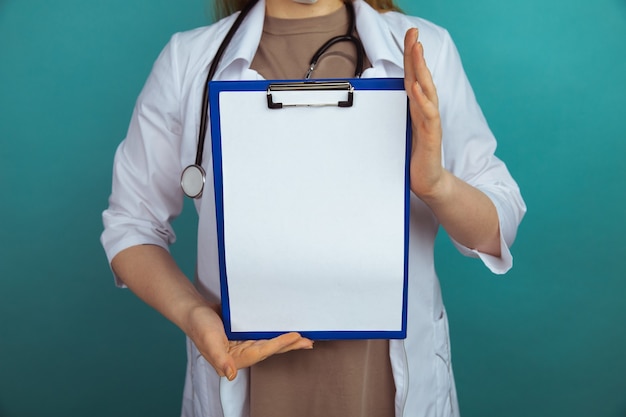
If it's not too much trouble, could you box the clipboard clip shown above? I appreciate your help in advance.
[267,81,354,109]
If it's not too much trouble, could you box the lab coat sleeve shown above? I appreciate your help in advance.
[431,30,526,274]
[101,34,186,286]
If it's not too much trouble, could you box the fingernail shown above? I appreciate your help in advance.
[225,367,236,380]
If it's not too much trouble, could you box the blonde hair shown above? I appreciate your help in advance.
[214,0,401,20]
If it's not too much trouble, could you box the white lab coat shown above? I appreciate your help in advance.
[101,0,526,416]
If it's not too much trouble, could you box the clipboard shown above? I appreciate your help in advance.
[210,78,411,340]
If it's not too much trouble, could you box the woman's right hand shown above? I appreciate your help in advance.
[186,303,314,381]
[112,245,314,382]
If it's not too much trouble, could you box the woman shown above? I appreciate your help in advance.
[101,0,526,416]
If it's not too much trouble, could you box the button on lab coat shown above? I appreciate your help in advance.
[101,0,526,416]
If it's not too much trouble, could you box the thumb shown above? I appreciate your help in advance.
[223,359,237,381]
[202,335,238,381]
[210,353,237,381]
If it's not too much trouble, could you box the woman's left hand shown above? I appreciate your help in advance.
[403,27,446,200]
[402,28,502,256]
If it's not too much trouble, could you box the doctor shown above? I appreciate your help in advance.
[101,0,526,416]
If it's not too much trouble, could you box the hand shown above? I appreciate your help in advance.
[403,28,447,200]
[402,29,502,256]
[112,245,314,382]
[186,304,314,381]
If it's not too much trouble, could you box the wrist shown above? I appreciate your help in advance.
[414,169,455,207]
[182,301,222,342]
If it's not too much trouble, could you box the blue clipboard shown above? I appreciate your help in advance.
[210,78,410,340]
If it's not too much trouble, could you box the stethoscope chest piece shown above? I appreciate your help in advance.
[181,164,206,198]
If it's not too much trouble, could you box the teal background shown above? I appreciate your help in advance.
[0,0,624,415]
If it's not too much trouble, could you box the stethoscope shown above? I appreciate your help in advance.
[180,0,365,198]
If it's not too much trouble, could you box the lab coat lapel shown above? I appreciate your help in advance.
[213,0,267,81]
[353,0,405,78]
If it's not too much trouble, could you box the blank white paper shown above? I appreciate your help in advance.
[215,85,408,336]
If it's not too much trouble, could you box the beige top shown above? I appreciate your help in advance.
[250,5,371,80]
[250,339,395,417]
[248,6,394,417]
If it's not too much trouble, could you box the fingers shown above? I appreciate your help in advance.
[272,332,314,354]
[403,27,418,88]
[412,41,438,107]
[403,28,439,119]
[403,28,444,196]
[227,332,314,375]
[248,332,313,360]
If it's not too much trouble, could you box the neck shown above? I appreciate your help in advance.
[265,0,345,19]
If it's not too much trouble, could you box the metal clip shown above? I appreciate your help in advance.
[267,81,354,109]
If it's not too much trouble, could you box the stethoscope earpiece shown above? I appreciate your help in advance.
[181,164,206,198]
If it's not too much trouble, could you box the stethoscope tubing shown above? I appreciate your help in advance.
[306,0,363,78]
[196,0,261,167]
[182,0,364,198]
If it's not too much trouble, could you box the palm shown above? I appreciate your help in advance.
[403,27,444,198]
[201,329,313,381]
[188,304,313,381]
